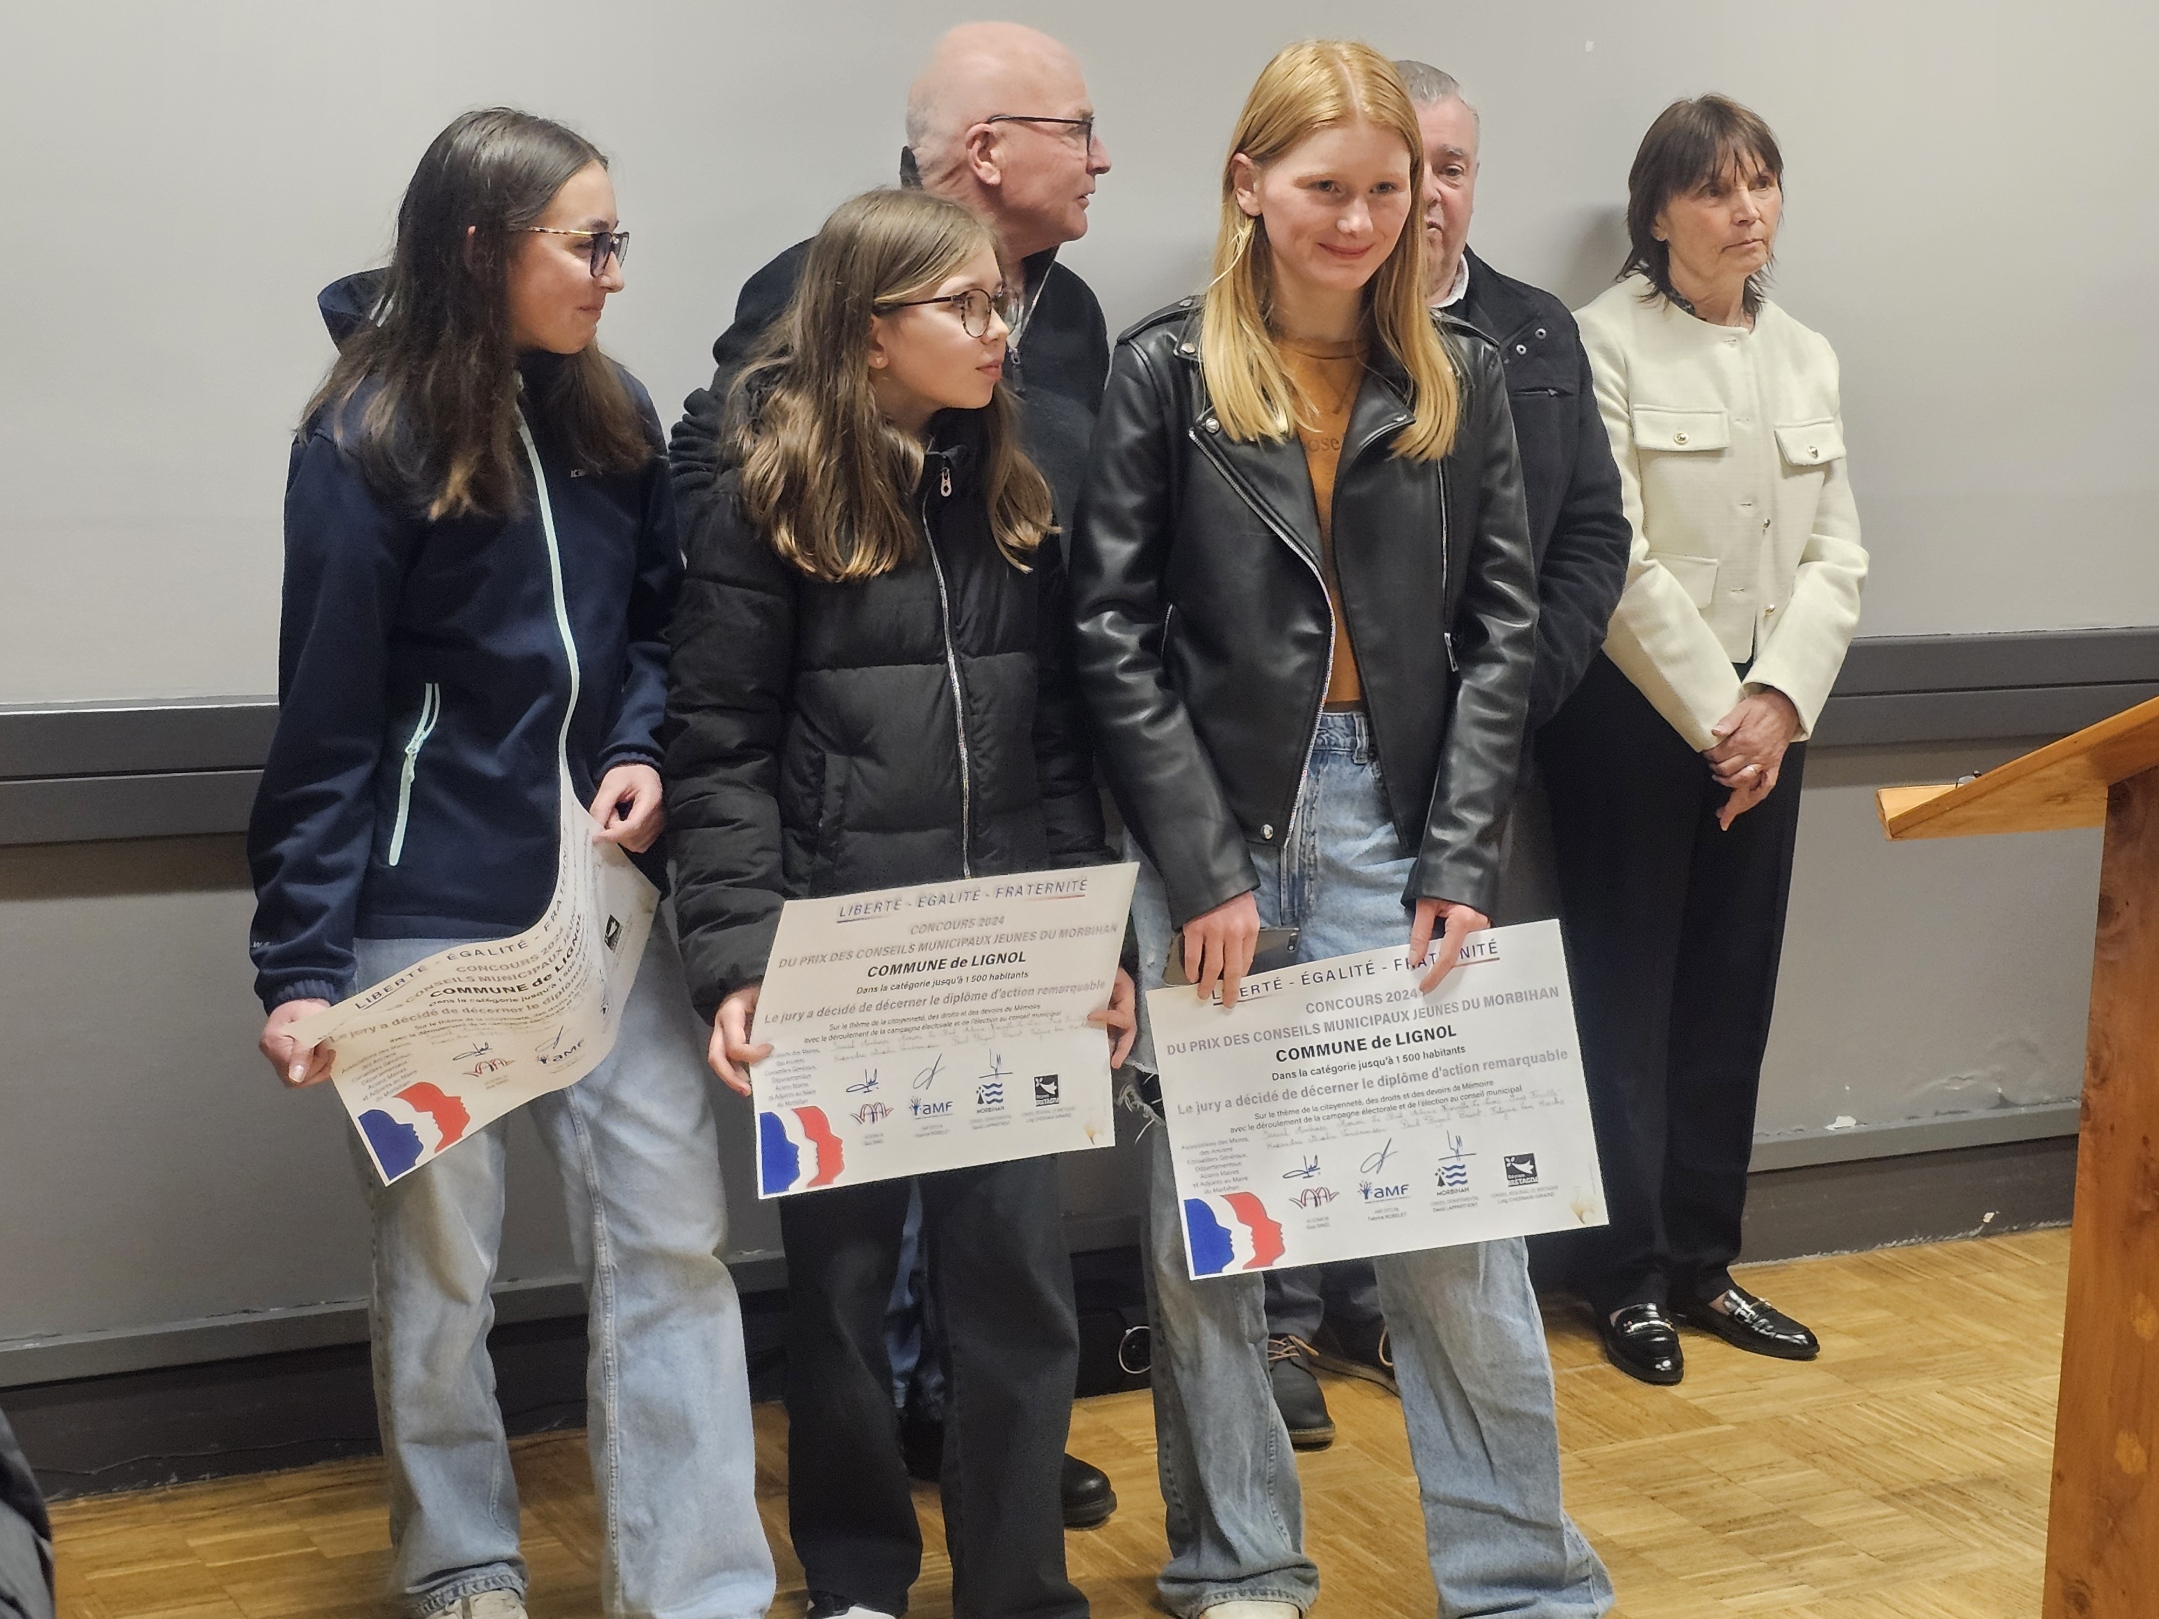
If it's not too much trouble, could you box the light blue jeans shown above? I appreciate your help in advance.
[351,920,775,1619]
[1130,712,1611,1618]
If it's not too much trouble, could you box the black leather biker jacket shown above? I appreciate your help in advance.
[1068,299,1539,928]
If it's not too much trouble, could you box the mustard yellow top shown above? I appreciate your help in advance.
[1281,336,1369,708]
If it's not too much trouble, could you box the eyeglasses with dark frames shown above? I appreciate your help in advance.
[517,226,631,278]
[874,286,1010,340]
[983,113,1099,154]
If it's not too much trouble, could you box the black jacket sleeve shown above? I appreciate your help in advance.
[246,428,422,1010]
[662,481,800,1019]
[1411,341,1541,915]
[1524,339,1630,732]
[599,396,685,773]
[667,242,810,531]
[1069,340,1256,925]
[1028,528,1112,868]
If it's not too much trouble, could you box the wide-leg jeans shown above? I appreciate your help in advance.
[1129,713,1611,1618]
[350,921,774,1619]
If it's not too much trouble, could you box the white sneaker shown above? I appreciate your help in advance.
[1199,1604,1300,1619]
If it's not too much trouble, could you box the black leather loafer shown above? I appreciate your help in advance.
[907,1410,1117,1525]
[1267,1335,1336,1448]
[1680,1286,1820,1361]
[1062,1453,1118,1528]
[1598,1303,1684,1385]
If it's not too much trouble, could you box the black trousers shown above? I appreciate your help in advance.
[779,1156,1084,1619]
[1538,655,1806,1315]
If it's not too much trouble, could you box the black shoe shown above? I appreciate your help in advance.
[1597,1303,1684,1385]
[1062,1453,1117,1529]
[1680,1286,1820,1361]
[1309,1317,1397,1396]
[1267,1335,1336,1448]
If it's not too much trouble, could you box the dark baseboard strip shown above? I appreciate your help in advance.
[0,769,260,846]
[0,1221,1150,1392]
[7,630,2154,844]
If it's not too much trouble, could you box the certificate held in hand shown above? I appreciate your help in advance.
[748,864,1138,1197]
[1148,919,1607,1279]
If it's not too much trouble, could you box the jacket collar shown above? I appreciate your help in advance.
[1171,310,1414,568]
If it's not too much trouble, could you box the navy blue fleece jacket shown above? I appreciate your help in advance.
[247,271,680,1011]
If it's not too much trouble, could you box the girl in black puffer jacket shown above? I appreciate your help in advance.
[663,188,1132,1619]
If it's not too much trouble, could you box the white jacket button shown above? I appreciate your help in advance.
[1674,431,1689,445]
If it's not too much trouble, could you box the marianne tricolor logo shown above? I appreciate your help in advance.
[1183,1192,1286,1275]
[759,1106,846,1195]
[359,1083,472,1180]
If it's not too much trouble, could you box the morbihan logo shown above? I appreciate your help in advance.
[976,1081,1004,1107]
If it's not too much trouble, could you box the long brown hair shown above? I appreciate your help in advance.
[1621,95,1784,319]
[730,189,1052,583]
[304,108,652,520]
[1201,41,1459,461]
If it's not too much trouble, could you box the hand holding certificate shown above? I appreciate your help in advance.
[744,865,1137,1197]
[1148,920,1606,1279]
[284,767,658,1185]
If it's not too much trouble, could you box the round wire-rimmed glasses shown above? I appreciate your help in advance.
[517,226,630,277]
[875,286,1009,339]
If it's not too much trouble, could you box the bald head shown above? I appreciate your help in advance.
[904,23,1107,260]
[907,23,1078,157]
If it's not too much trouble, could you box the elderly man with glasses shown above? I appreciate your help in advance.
[667,19,1122,1538]
[672,19,1112,533]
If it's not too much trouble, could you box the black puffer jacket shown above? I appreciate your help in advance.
[1069,301,1538,928]
[665,415,1109,1016]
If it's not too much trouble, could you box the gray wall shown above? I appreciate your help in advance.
[5,0,2159,703]
[0,2,2145,1376]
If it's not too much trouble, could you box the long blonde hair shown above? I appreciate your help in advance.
[730,189,1052,582]
[1200,41,1460,461]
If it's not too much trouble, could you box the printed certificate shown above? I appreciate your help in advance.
[291,767,658,1185]
[1147,920,1606,1279]
[748,864,1137,1197]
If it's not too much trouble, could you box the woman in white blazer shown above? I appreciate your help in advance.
[1539,95,1866,1386]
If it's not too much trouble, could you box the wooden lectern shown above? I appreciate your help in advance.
[1879,694,2159,1618]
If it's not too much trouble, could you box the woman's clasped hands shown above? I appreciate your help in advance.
[1704,687,1800,830]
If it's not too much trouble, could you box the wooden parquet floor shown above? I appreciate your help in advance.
[47,1228,2068,1618]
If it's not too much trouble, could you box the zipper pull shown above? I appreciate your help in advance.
[1443,631,1459,672]
[940,463,952,498]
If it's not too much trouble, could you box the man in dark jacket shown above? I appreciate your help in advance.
[670,21,1113,537]
[668,20,1120,1529]
[1260,60,1633,1448]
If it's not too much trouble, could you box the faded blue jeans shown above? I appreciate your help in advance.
[351,920,775,1619]
[1129,712,1611,1618]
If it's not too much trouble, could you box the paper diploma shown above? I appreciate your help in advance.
[748,864,1137,1197]
[289,767,658,1185]
[1148,920,1606,1279]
